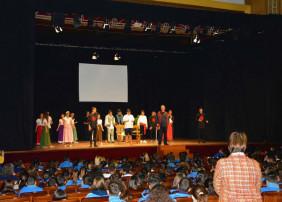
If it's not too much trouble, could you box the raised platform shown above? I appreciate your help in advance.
[5,139,280,163]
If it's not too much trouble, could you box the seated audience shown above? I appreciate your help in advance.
[128,175,141,190]
[170,177,191,199]
[121,163,132,177]
[213,148,225,158]
[138,173,161,202]
[187,165,198,178]
[214,132,262,201]
[147,184,175,202]
[66,170,80,186]
[0,179,17,195]
[104,163,116,179]
[38,171,49,188]
[172,172,186,189]
[56,175,66,190]
[48,177,57,187]
[72,159,83,171]
[195,170,207,186]
[0,163,17,181]
[107,181,124,202]
[13,160,25,173]
[79,174,92,189]
[261,171,282,193]
[191,185,208,202]
[18,176,43,197]
[58,156,73,169]
[86,176,108,198]
[52,189,67,201]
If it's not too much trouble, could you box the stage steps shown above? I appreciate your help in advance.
[157,145,193,159]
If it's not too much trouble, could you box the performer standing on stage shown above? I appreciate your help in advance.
[35,113,44,146]
[83,111,90,141]
[56,113,64,144]
[97,113,104,145]
[71,113,78,143]
[156,105,169,145]
[196,107,208,143]
[149,111,157,142]
[123,109,134,145]
[137,110,148,143]
[116,109,124,141]
[88,107,98,147]
[105,110,115,143]
[167,109,174,143]
[40,112,53,148]
[63,111,74,146]
[46,111,53,141]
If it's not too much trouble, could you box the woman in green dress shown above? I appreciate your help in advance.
[71,113,78,143]
[40,112,53,148]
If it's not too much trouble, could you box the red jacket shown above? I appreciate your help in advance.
[157,111,169,129]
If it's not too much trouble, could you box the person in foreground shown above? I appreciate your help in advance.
[107,181,125,202]
[213,132,262,201]
[191,185,209,202]
[260,171,282,193]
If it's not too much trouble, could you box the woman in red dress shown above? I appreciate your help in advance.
[35,113,44,146]
[167,110,174,142]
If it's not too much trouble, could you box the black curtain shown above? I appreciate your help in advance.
[1,0,282,151]
[0,0,35,150]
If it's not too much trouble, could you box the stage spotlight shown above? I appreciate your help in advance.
[92,52,99,60]
[193,35,200,44]
[144,22,152,33]
[103,18,110,30]
[168,22,176,34]
[73,13,81,28]
[51,12,65,33]
[54,26,63,33]
[114,53,121,61]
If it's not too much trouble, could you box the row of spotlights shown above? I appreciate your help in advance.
[92,52,121,61]
[55,26,63,33]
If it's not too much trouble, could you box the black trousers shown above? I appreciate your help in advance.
[197,127,205,142]
[89,127,97,146]
[158,126,167,145]
[140,125,146,140]
[150,127,156,140]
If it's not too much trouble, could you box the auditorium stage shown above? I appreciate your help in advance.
[5,139,280,163]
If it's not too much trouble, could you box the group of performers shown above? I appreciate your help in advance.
[35,105,175,148]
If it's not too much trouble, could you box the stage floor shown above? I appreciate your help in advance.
[5,139,280,163]
[7,139,226,153]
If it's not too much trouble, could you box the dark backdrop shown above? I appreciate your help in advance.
[1,0,282,151]
[34,30,282,144]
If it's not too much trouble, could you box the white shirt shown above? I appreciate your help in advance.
[123,114,134,129]
[71,118,76,125]
[64,117,72,125]
[48,116,53,128]
[59,119,63,125]
[42,118,48,126]
[103,173,112,178]
[36,119,43,126]
[105,115,115,129]
[97,119,103,125]
[137,115,148,128]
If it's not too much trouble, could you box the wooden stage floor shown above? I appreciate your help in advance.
[5,139,280,163]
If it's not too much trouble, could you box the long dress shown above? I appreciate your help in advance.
[63,117,74,143]
[58,119,64,143]
[97,119,103,141]
[166,116,174,141]
[40,118,51,147]
[72,119,78,142]
[36,118,44,145]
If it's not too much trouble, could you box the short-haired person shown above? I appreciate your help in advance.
[138,173,161,202]
[79,174,92,189]
[56,175,66,190]
[214,132,262,201]
[137,110,148,143]
[107,181,124,202]
[18,176,43,197]
[88,107,98,147]
[169,177,191,199]
[261,171,282,193]
[105,110,115,143]
[149,111,157,142]
[52,189,67,201]
[191,185,208,202]
[195,107,208,143]
[156,105,169,145]
[123,109,134,145]
[58,156,73,169]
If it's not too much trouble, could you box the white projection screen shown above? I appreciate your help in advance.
[79,63,128,102]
